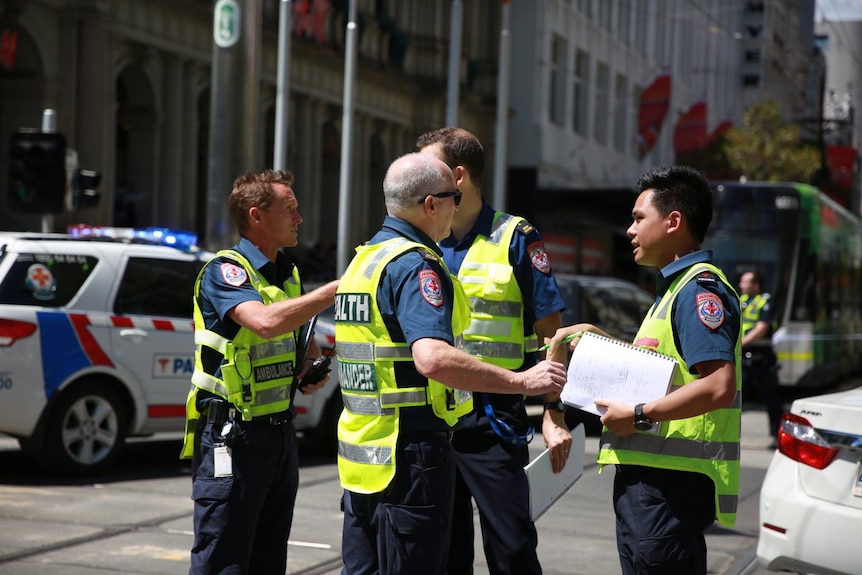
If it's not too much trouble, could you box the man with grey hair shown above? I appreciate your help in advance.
[335,152,567,575]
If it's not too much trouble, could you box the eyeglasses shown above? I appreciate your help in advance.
[418,190,462,207]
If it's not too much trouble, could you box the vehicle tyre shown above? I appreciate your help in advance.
[39,381,128,476]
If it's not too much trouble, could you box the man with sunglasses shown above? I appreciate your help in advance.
[335,152,567,575]
[417,128,571,575]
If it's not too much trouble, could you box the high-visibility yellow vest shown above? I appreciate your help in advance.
[180,249,301,459]
[597,263,742,526]
[457,212,538,369]
[335,237,473,494]
[740,293,772,336]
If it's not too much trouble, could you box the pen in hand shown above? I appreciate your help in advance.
[538,331,585,352]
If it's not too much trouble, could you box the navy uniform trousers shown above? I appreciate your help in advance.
[190,418,299,575]
[447,427,541,575]
[613,465,715,575]
[341,432,455,575]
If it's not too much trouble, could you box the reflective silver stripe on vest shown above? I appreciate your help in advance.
[464,319,513,338]
[470,298,522,318]
[255,384,291,406]
[195,329,228,354]
[525,334,539,353]
[339,440,392,466]
[380,389,428,407]
[461,340,522,359]
[191,370,229,397]
[341,393,394,416]
[718,493,738,514]
[488,213,512,245]
[601,433,740,462]
[337,342,412,362]
[250,339,296,361]
[362,238,411,279]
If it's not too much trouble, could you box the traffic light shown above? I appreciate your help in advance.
[7,130,67,214]
[72,169,102,210]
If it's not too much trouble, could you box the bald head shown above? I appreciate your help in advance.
[383,152,455,216]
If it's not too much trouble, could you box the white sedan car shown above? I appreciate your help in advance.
[756,385,862,575]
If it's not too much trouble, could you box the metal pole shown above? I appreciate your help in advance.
[336,0,358,276]
[41,109,56,233]
[274,0,293,170]
[493,1,511,210]
[445,0,463,128]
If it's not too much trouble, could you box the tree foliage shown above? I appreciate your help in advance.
[721,100,821,182]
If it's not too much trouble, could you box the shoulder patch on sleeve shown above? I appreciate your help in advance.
[527,241,551,274]
[419,269,444,307]
[220,262,248,286]
[696,292,725,329]
[515,219,534,235]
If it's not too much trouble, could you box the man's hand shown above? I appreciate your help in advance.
[520,360,566,396]
[542,410,572,473]
[595,399,636,436]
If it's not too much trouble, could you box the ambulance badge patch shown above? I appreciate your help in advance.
[697,292,724,329]
[528,242,551,273]
[220,263,248,286]
[420,270,443,307]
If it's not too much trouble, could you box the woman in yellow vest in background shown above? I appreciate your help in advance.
[548,166,742,575]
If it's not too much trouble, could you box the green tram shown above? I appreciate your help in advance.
[703,181,862,390]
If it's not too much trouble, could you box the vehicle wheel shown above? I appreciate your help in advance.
[40,381,128,476]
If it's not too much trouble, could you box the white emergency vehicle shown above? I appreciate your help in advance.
[0,227,340,475]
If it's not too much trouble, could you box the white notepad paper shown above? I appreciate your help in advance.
[560,331,678,417]
[524,423,585,521]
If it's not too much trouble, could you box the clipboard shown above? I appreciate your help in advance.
[524,423,586,521]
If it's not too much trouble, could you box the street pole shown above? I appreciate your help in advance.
[273,0,292,170]
[493,0,511,211]
[206,0,261,250]
[445,0,463,128]
[41,108,56,233]
[336,0,357,276]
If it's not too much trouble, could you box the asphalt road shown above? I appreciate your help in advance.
[0,408,779,575]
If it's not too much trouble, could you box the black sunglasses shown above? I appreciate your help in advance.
[418,190,462,206]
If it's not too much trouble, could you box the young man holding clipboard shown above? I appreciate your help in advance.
[547,165,742,575]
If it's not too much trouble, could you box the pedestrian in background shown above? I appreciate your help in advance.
[416,127,571,575]
[739,269,783,448]
[181,169,338,575]
[548,165,742,575]
[335,152,566,575]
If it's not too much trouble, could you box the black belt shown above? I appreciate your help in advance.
[402,430,454,441]
[251,411,294,425]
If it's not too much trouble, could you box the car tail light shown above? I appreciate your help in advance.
[0,318,38,346]
[777,412,840,470]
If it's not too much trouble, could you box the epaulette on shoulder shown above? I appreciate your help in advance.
[419,250,439,263]
[515,219,534,235]
[695,272,717,286]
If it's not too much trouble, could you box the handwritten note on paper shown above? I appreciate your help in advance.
[561,331,678,416]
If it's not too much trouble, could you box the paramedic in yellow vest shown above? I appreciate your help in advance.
[739,269,783,447]
[184,169,338,575]
[547,166,742,575]
[417,127,570,575]
[336,152,566,575]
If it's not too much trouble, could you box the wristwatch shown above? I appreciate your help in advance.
[543,400,566,413]
[633,403,653,431]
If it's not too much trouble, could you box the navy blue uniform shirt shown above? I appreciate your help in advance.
[656,250,740,373]
[370,216,458,432]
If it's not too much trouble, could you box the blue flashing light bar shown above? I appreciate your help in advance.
[67,224,199,252]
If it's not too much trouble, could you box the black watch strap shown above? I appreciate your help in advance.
[543,400,566,413]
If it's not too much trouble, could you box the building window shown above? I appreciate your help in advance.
[599,1,612,32]
[613,73,628,153]
[573,49,590,136]
[618,0,632,45]
[549,34,566,127]
[743,74,760,87]
[594,61,609,145]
